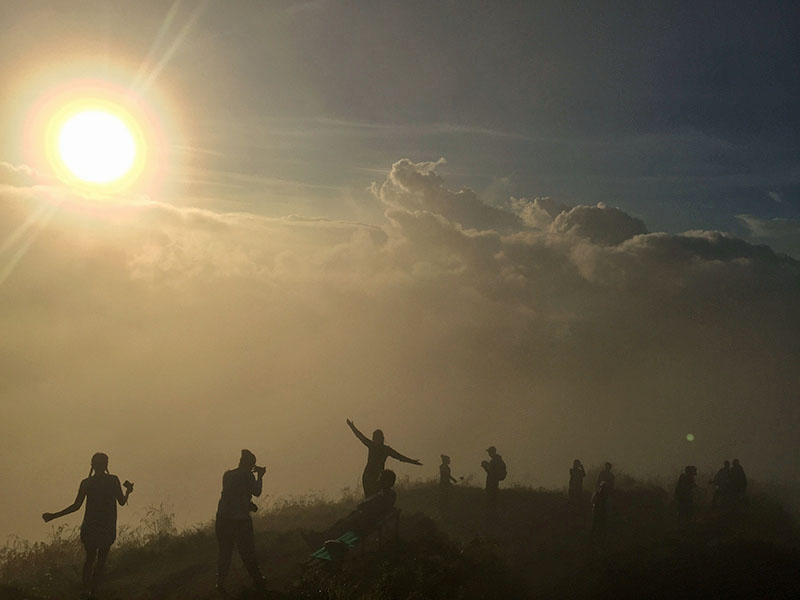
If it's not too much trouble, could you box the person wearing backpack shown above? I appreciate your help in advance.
[481,446,506,514]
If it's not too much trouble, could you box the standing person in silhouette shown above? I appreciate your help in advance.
[730,459,747,504]
[215,449,267,593]
[590,481,610,541]
[675,465,697,522]
[438,455,458,511]
[481,446,507,514]
[569,459,586,501]
[710,460,732,509]
[346,419,422,498]
[597,462,615,492]
[42,452,133,597]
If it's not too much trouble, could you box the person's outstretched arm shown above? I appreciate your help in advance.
[450,474,458,483]
[387,446,422,465]
[115,477,134,506]
[42,481,88,522]
[346,419,372,447]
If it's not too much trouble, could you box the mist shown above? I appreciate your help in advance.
[1,158,798,541]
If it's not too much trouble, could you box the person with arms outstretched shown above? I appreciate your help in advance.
[346,419,422,497]
[42,452,133,597]
[215,449,267,593]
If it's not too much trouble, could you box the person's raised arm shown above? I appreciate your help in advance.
[387,446,422,466]
[42,481,87,522]
[346,419,372,447]
[115,477,134,506]
[251,466,265,497]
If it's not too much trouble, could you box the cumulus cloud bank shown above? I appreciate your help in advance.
[1,159,798,540]
[737,213,800,259]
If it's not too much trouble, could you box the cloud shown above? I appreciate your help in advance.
[0,162,48,187]
[0,159,798,542]
[737,214,800,259]
[374,158,522,233]
[550,204,648,246]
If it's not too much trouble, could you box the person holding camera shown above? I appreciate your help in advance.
[215,449,267,593]
[41,452,133,597]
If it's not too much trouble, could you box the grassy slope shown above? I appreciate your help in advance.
[2,480,799,599]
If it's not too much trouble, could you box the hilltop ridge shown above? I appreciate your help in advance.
[2,479,799,599]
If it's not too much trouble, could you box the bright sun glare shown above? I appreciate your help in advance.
[58,110,137,184]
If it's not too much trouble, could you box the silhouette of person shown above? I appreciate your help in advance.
[438,455,458,510]
[346,419,422,498]
[590,481,610,540]
[439,454,458,487]
[569,459,586,501]
[710,460,732,508]
[306,469,398,551]
[730,458,747,502]
[41,452,133,597]
[675,465,697,522]
[215,449,266,593]
[481,446,506,513]
[597,462,615,493]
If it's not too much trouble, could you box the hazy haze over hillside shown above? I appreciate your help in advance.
[2,158,798,541]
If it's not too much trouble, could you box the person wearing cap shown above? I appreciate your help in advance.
[215,449,266,592]
[481,446,506,513]
[346,419,422,498]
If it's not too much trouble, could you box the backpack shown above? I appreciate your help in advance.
[496,456,507,481]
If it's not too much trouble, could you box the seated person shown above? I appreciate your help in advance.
[306,469,397,549]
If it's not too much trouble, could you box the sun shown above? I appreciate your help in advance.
[58,110,137,184]
[42,96,149,192]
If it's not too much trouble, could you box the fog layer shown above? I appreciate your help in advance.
[1,159,798,540]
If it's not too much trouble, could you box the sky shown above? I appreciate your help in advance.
[0,1,799,541]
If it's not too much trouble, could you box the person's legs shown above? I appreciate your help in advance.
[82,545,97,592]
[362,470,380,498]
[90,546,110,594]
[234,518,264,585]
[215,519,236,588]
[486,483,498,517]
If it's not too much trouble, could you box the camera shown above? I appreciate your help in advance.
[254,465,266,477]
[123,480,134,492]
